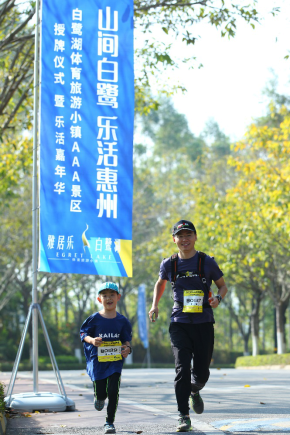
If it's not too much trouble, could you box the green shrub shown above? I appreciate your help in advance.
[0,361,85,371]
[236,353,290,368]
[0,382,5,412]
[39,355,80,364]
[0,355,84,372]
[212,349,243,364]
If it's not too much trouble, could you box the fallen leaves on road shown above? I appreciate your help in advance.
[244,385,250,387]
[135,431,143,434]
[79,394,83,396]
[260,402,266,405]
[60,425,67,427]
[5,410,19,419]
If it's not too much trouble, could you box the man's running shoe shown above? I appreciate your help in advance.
[190,391,204,414]
[104,422,116,434]
[94,397,105,411]
[176,414,192,432]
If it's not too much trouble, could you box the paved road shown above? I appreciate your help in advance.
[2,368,290,434]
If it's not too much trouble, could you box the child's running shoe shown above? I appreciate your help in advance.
[104,422,116,434]
[190,391,204,414]
[94,397,105,411]
[176,414,192,432]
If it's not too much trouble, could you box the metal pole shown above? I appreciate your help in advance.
[6,306,33,406]
[38,305,67,399]
[5,0,75,412]
[32,0,41,394]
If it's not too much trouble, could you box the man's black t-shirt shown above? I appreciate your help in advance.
[159,251,223,324]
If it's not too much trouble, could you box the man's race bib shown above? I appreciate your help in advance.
[182,290,204,313]
[98,341,122,362]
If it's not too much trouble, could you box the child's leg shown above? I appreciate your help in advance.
[106,372,121,423]
[93,377,107,401]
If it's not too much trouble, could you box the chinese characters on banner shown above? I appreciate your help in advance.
[39,0,134,276]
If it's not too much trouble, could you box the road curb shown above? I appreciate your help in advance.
[0,412,7,435]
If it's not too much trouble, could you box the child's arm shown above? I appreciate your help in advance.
[84,336,102,347]
[121,341,131,358]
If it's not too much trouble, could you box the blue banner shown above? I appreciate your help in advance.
[137,284,148,349]
[39,0,134,276]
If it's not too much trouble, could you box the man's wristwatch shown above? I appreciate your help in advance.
[216,294,222,305]
[127,345,132,354]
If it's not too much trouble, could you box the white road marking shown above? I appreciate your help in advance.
[212,417,290,432]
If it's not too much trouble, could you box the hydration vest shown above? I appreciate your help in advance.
[170,251,211,309]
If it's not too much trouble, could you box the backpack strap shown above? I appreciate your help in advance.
[171,251,211,309]
[171,251,207,284]
[170,253,178,283]
[198,251,207,285]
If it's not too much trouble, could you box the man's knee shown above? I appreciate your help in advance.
[191,380,206,392]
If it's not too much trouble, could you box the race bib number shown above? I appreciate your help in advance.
[182,290,204,313]
[98,341,122,362]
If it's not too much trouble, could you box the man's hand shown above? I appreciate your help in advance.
[208,295,219,309]
[148,307,158,322]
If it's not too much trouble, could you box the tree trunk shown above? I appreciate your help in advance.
[229,308,233,352]
[276,303,285,354]
[64,284,69,324]
[261,300,266,353]
[276,299,289,354]
[250,292,262,356]
[288,300,290,352]
[252,335,259,356]
[243,335,250,356]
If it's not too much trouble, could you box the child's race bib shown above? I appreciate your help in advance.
[182,290,204,313]
[98,341,122,362]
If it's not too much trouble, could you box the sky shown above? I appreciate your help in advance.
[145,0,290,142]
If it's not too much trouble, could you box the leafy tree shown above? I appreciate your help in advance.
[0,0,280,128]
[0,0,35,138]
[141,98,205,163]
[134,1,278,110]
[202,118,232,158]
[0,134,32,200]
[223,104,290,354]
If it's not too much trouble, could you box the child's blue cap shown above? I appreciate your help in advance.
[98,281,120,295]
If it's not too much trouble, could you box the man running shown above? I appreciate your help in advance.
[149,219,228,432]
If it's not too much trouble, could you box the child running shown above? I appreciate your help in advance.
[80,281,132,434]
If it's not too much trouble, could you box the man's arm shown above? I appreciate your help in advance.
[209,277,228,309]
[148,277,167,322]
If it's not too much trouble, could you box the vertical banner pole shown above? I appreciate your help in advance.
[32,0,41,394]
[6,0,74,412]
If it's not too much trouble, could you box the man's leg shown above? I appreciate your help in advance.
[169,322,193,416]
[106,372,121,424]
[191,322,214,392]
